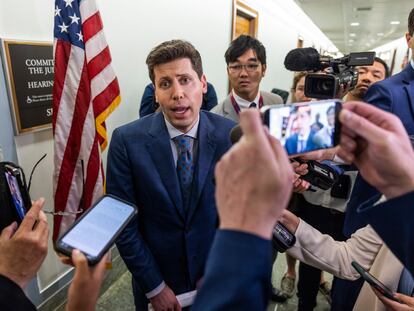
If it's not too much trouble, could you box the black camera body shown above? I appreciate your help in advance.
[294,159,339,190]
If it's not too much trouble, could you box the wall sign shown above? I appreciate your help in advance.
[2,40,53,134]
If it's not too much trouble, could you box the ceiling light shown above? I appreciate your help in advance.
[350,22,360,26]
[390,21,400,25]
[350,33,356,37]
[377,32,384,36]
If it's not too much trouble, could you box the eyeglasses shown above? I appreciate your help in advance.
[228,63,260,73]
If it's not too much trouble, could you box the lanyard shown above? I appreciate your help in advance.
[230,93,263,115]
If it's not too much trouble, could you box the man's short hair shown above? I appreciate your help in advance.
[225,35,266,65]
[374,57,390,78]
[146,40,203,83]
[409,8,414,35]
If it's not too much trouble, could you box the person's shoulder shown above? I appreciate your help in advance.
[113,113,158,137]
[202,111,236,130]
[260,91,283,105]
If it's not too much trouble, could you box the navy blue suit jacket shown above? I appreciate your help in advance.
[139,83,218,118]
[107,111,235,307]
[344,64,414,237]
[284,131,316,155]
[193,230,272,311]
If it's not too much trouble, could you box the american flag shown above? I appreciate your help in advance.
[52,0,120,241]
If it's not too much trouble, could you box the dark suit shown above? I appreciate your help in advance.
[358,191,414,276]
[284,131,316,155]
[334,64,414,311]
[139,83,218,118]
[192,230,272,311]
[107,111,235,309]
[0,275,36,311]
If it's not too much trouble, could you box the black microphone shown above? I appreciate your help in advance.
[284,47,328,71]
[229,125,243,144]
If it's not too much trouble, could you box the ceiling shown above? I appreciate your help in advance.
[294,0,413,54]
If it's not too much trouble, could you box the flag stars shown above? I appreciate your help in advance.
[63,0,74,8]
[77,32,83,42]
[69,13,80,25]
[59,22,69,33]
[55,5,61,17]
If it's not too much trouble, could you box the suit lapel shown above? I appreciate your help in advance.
[146,113,185,220]
[186,112,217,224]
[222,94,240,121]
[402,65,414,122]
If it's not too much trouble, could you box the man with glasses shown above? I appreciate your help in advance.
[212,35,283,122]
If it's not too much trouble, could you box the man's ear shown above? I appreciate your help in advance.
[201,74,208,94]
[406,32,412,45]
[262,64,267,77]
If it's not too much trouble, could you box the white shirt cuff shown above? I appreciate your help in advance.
[146,281,166,299]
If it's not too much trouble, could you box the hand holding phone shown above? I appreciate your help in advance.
[263,100,342,156]
[55,195,137,265]
[351,261,402,303]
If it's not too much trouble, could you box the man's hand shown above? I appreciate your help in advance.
[215,109,293,239]
[372,287,414,310]
[149,285,181,311]
[297,147,337,162]
[279,210,300,234]
[66,250,108,311]
[0,198,48,289]
[337,101,414,199]
[292,174,310,193]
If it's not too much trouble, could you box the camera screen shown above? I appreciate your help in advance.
[60,196,135,258]
[5,171,26,220]
[268,101,337,156]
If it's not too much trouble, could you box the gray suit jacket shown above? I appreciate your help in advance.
[211,90,283,122]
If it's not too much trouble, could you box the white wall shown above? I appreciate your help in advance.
[0,0,336,299]
[373,36,412,75]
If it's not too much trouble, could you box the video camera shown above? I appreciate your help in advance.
[284,47,375,99]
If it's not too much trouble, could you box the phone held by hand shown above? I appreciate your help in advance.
[262,100,342,156]
[351,261,402,303]
[55,195,137,265]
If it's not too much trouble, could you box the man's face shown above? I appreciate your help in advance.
[153,58,207,133]
[296,109,311,134]
[227,49,266,100]
[295,76,311,102]
[349,61,386,100]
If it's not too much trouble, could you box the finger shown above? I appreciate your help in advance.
[20,198,45,232]
[266,130,291,169]
[339,108,389,143]
[239,110,269,145]
[72,249,89,275]
[394,293,414,305]
[0,222,18,240]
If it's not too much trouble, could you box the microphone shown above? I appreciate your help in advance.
[229,125,243,144]
[284,47,329,72]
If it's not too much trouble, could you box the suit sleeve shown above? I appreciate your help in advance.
[287,221,383,280]
[358,191,414,275]
[202,82,218,111]
[139,84,156,118]
[363,81,393,112]
[0,275,36,311]
[107,129,164,295]
[192,230,272,311]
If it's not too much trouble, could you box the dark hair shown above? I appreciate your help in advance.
[327,106,335,115]
[409,8,414,35]
[225,35,266,65]
[291,72,307,91]
[374,57,390,78]
[146,40,203,83]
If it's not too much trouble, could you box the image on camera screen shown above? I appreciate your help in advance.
[5,171,26,220]
[269,101,336,155]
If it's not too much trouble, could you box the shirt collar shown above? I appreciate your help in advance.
[411,59,414,71]
[232,89,260,109]
[164,115,199,140]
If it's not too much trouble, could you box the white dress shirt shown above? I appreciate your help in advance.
[232,89,260,109]
[411,59,414,70]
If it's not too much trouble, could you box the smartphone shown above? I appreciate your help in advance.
[263,100,342,156]
[4,164,29,223]
[55,195,137,265]
[351,261,402,303]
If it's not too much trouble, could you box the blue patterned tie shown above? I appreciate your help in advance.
[173,135,194,209]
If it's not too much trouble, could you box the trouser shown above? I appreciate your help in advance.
[295,195,346,311]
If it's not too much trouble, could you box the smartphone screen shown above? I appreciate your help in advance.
[265,100,341,156]
[5,170,26,221]
[57,195,136,263]
[351,261,401,303]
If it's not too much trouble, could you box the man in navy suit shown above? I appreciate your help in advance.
[285,105,316,155]
[106,40,235,310]
[344,8,414,238]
